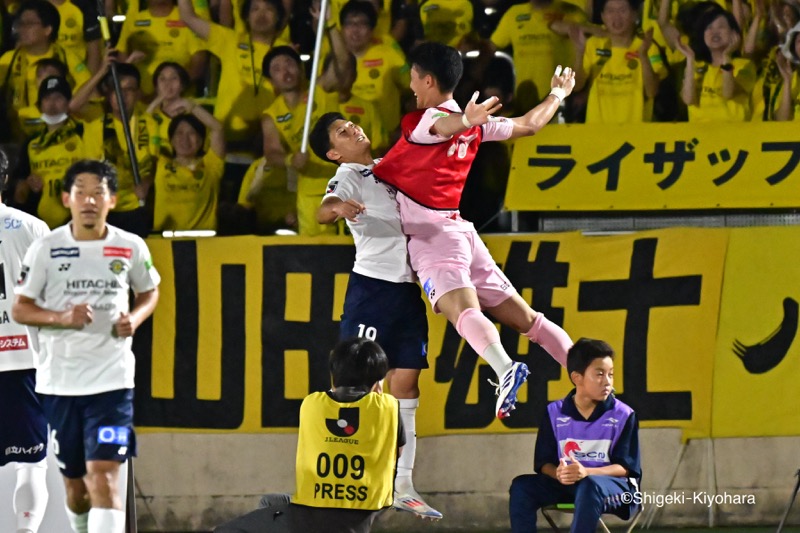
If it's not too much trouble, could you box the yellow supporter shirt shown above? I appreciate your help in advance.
[419,0,473,47]
[351,38,409,134]
[201,23,289,146]
[0,44,90,141]
[54,0,98,63]
[153,149,223,231]
[750,51,783,122]
[264,87,339,182]
[293,391,398,511]
[22,118,101,228]
[583,36,668,124]
[117,6,204,94]
[237,156,296,232]
[688,58,756,122]
[491,1,586,105]
[84,110,159,212]
[127,0,211,21]
[264,86,339,235]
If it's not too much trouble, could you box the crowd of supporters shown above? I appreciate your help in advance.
[0,0,796,236]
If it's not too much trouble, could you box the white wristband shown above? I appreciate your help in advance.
[461,113,472,128]
[549,87,567,102]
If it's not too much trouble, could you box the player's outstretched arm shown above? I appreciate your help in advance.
[431,91,503,138]
[507,66,576,140]
[12,296,93,329]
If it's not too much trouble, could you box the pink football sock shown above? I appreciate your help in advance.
[526,313,572,367]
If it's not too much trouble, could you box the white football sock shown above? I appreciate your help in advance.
[14,460,48,533]
[396,398,419,492]
[66,507,89,533]
[88,508,125,533]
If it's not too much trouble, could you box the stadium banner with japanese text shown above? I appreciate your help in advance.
[133,229,726,439]
[504,122,800,211]
[711,227,800,438]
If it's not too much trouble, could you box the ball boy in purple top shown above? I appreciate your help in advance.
[508,338,641,533]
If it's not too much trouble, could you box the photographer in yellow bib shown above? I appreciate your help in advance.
[291,338,403,532]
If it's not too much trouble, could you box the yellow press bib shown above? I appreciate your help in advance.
[293,391,398,511]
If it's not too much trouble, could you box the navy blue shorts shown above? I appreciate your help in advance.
[41,388,137,479]
[340,272,429,370]
[0,369,47,466]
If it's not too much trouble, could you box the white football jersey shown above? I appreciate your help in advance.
[0,204,49,372]
[323,162,415,283]
[15,224,161,395]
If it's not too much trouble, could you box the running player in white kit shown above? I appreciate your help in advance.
[13,159,160,533]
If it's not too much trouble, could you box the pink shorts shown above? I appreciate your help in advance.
[408,230,515,313]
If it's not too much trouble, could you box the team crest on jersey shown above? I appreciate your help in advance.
[51,247,80,258]
[109,259,127,275]
[65,17,77,28]
[326,407,360,437]
[326,180,339,194]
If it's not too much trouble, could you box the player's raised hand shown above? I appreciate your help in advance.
[114,311,135,338]
[550,65,576,98]
[62,303,93,329]
[463,91,503,127]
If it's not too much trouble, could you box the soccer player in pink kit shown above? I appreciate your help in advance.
[373,42,576,419]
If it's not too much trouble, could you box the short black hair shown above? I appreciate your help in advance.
[153,61,190,92]
[339,0,377,29]
[168,113,207,155]
[408,42,463,94]
[63,160,119,194]
[598,0,640,13]
[690,7,740,63]
[100,63,141,94]
[17,0,60,43]
[567,338,615,381]
[262,45,302,79]
[310,112,345,163]
[35,57,68,78]
[329,338,389,388]
[240,0,285,30]
[0,147,10,191]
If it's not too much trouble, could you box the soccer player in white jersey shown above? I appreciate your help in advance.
[0,149,51,533]
[12,159,161,533]
[309,112,442,521]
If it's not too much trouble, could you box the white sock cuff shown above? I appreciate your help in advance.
[398,398,419,409]
[66,507,89,533]
[15,459,47,471]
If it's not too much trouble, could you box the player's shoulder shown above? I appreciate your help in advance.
[106,224,149,249]
[0,205,49,233]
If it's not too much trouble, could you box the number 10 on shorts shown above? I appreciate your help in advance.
[357,324,377,340]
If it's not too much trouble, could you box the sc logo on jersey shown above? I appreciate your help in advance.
[326,408,360,437]
[97,426,130,446]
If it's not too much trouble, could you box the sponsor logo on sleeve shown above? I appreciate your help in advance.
[326,180,339,194]
[17,265,29,284]
[104,247,133,259]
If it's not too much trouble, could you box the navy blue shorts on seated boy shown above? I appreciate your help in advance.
[41,388,137,478]
[340,272,429,370]
[0,369,48,465]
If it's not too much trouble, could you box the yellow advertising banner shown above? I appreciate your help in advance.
[136,229,727,439]
[712,227,800,437]
[504,122,800,211]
